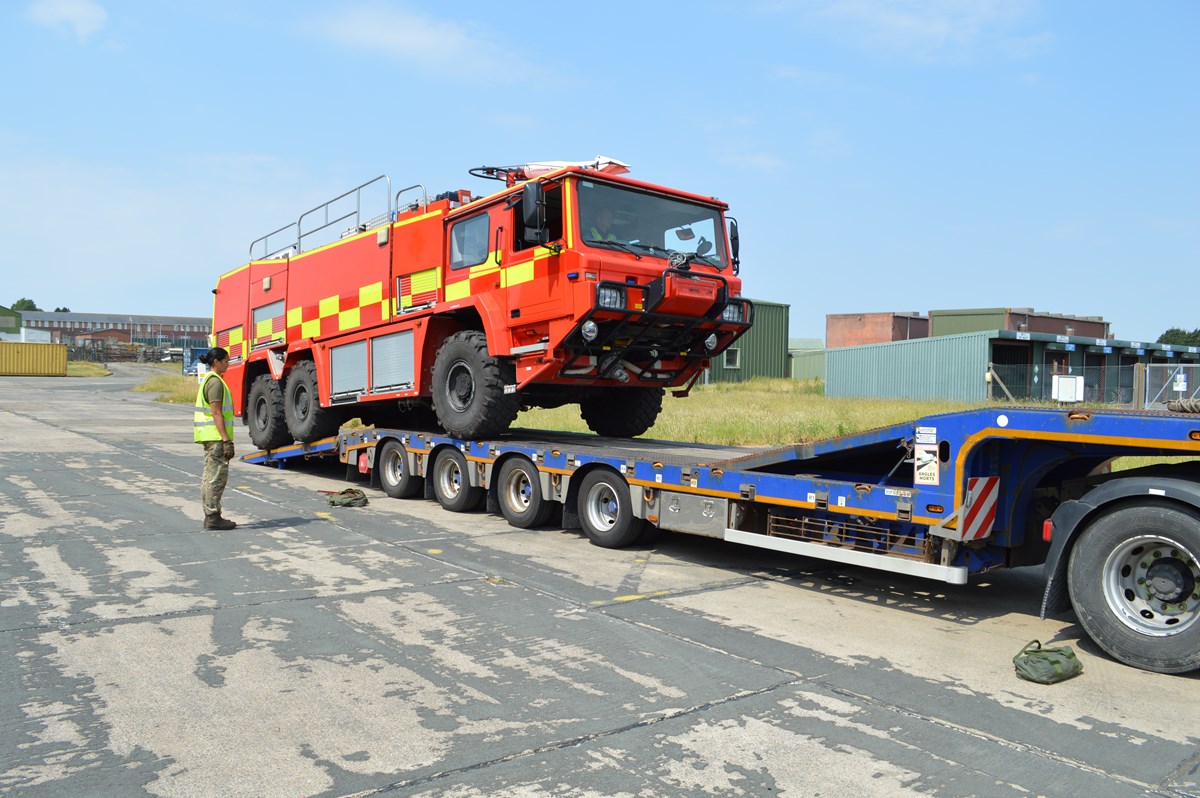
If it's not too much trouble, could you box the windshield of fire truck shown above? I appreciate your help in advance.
[577,180,729,269]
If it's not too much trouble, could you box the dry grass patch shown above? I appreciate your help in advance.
[66,362,110,377]
[132,373,198,403]
[517,378,977,446]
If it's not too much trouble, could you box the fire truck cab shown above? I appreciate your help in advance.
[211,158,753,449]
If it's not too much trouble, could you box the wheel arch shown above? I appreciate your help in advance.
[1040,475,1200,619]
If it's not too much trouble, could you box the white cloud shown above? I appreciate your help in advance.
[773,0,1050,62]
[26,0,108,41]
[309,3,524,79]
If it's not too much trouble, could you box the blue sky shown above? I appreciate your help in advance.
[1,0,1196,342]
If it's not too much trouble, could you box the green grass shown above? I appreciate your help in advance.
[516,378,976,445]
[66,362,111,377]
[132,373,199,403]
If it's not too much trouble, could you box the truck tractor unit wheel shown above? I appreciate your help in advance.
[577,469,645,548]
[431,448,485,513]
[377,439,423,500]
[431,330,520,440]
[284,360,342,443]
[247,374,291,450]
[580,387,664,438]
[497,456,555,529]
[1067,503,1200,674]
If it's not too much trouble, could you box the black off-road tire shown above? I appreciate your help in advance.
[579,387,664,438]
[247,374,291,450]
[1067,503,1200,674]
[284,360,342,443]
[431,331,520,439]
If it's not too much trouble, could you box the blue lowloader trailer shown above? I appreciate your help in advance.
[244,405,1200,674]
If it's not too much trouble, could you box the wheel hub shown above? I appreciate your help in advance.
[1145,559,1193,603]
[447,361,474,413]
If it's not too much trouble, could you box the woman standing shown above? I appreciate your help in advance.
[193,347,238,530]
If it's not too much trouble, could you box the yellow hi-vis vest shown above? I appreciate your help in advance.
[194,373,235,443]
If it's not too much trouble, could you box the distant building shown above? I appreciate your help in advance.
[706,299,790,383]
[928,307,1109,340]
[19,311,210,348]
[826,311,928,348]
[0,305,19,335]
[789,338,825,381]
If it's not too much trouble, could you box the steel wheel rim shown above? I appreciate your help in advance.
[253,396,268,430]
[1102,534,1200,637]
[504,468,533,512]
[446,360,475,413]
[383,449,402,486]
[584,482,619,530]
[293,384,310,422]
[438,458,463,499]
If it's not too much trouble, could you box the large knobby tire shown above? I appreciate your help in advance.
[1067,503,1200,674]
[577,468,644,548]
[431,448,485,512]
[247,374,291,450]
[579,387,664,438]
[284,360,342,443]
[377,439,422,500]
[430,331,519,439]
[497,456,555,529]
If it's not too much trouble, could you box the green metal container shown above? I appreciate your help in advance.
[706,299,790,383]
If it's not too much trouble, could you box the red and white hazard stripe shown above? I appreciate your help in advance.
[962,477,999,540]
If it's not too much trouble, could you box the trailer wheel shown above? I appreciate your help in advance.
[579,388,663,438]
[497,456,555,528]
[378,439,422,499]
[431,331,520,439]
[247,374,291,450]
[1067,503,1200,673]
[577,469,643,548]
[284,360,341,443]
[432,448,484,513]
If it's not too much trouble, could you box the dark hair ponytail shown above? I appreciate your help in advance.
[201,347,229,366]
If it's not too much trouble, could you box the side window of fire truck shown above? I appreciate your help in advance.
[449,214,490,270]
[513,184,562,252]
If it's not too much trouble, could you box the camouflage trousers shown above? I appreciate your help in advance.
[201,441,229,517]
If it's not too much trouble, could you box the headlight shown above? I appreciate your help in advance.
[581,320,599,341]
[721,302,743,323]
[597,286,625,310]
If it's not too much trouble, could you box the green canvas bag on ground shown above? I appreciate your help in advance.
[1013,640,1083,684]
[327,488,369,508]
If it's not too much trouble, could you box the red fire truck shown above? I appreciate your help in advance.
[211,158,753,449]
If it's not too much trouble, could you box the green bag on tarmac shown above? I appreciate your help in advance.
[327,488,369,508]
[1012,640,1083,684]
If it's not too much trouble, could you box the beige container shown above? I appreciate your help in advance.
[0,342,69,376]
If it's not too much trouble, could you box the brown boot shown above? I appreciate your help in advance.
[204,515,237,530]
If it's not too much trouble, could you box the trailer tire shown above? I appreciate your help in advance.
[431,448,484,513]
[284,360,341,443]
[247,374,291,450]
[378,439,422,499]
[497,456,555,528]
[1067,503,1200,673]
[431,331,519,439]
[577,469,643,548]
[579,387,663,438]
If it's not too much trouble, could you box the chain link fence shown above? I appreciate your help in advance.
[988,361,1200,408]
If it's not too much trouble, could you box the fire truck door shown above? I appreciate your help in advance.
[249,260,288,348]
[504,183,565,324]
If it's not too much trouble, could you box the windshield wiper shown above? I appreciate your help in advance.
[584,238,641,260]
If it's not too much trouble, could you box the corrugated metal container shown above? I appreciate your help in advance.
[790,349,825,381]
[929,308,1007,337]
[707,300,789,383]
[825,331,992,402]
[0,342,68,376]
